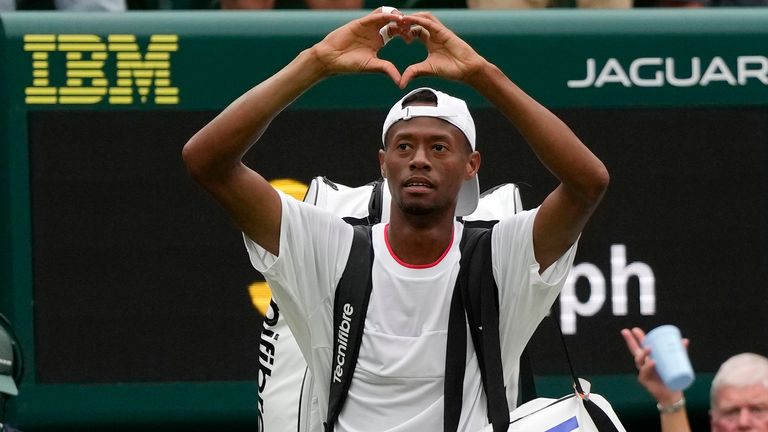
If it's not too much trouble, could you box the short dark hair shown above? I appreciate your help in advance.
[401,89,437,107]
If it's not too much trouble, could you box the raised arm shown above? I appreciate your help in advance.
[621,328,692,432]
[182,10,405,255]
[400,13,609,271]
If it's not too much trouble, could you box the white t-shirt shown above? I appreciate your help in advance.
[245,192,578,432]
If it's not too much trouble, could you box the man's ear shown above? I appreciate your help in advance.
[466,151,481,179]
[378,149,387,178]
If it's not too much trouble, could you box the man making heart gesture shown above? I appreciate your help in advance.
[183,8,609,432]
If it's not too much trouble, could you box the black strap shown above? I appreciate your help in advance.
[445,226,510,432]
[366,178,385,225]
[552,303,620,432]
[324,225,373,432]
[444,278,468,432]
[461,222,538,408]
[553,311,583,395]
[582,398,621,432]
[517,349,537,406]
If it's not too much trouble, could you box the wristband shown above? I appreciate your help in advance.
[657,397,686,414]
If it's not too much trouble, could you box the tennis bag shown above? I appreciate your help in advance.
[480,379,626,432]
[257,177,523,432]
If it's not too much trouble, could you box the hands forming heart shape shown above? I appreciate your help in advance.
[378,7,428,46]
[313,7,484,89]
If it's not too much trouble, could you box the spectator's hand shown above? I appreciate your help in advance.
[399,12,486,88]
[310,8,406,84]
[621,327,686,406]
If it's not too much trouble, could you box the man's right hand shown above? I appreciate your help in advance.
[310,8,406,85]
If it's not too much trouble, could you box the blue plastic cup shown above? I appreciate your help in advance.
[643,325,695,391]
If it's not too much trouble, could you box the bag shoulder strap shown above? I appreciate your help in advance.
[324,225,373,432]
[445,225,510,432]
[552,311,621,432]
[366,178,385,225]
[458,224,537,407]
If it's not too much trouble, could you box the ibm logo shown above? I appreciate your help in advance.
[24,34,179,105]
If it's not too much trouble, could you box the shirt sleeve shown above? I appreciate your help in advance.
[491,207,579,404]
[243,191,354,351]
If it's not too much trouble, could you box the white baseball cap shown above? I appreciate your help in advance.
[381,87,479,217]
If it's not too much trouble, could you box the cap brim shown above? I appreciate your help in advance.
[455,175,480,217]
[0,374,18,396]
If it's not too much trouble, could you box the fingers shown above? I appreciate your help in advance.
[381,21,410,44]
[399,61,432,89]
[621,327,642,354]
[622,327,654,371]
[360,8,405,32]
[407,11,443,25]
[373,5,400,14]
[376,9,437,47]
[380,24,395,46]
[382,22,430,46]
[408,25,430,44]
[401,12,444,37]
[373,6,406,46]
[635,347,652,370]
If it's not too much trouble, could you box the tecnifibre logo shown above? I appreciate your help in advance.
[333,303,354,383]
[567,55,768,88]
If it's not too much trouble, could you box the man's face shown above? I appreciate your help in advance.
[711,384,768,432]
[379,116,479,217]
